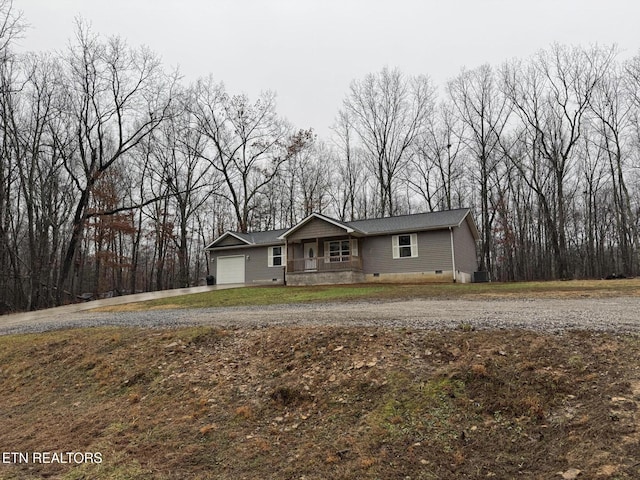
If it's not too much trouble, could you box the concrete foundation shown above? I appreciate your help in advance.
[364,270,471,284]
[286,270,365,286]
[285,269,473,286]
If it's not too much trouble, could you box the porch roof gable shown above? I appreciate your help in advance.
[277,213,361,240]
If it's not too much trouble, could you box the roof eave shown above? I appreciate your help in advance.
[361,224,459,236]
[205,231,254,250]
[207,241,284,252]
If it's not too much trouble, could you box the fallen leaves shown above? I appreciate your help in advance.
[559,467,582,479]
[3,325,640,480]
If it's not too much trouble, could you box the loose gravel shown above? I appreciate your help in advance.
[1,296,639,335]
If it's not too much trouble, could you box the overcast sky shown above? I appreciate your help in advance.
[16,0,640,137]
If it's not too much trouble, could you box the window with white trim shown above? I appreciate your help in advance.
[325,239,358,262]
[392,233,418,259]
[268,246,285,267]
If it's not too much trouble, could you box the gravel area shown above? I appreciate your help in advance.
[1,296,640,335]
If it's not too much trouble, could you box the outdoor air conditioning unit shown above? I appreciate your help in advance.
[472,271,490,283]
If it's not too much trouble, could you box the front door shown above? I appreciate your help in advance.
[304,242,317,271]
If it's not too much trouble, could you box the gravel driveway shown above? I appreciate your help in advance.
[1,296,639,335]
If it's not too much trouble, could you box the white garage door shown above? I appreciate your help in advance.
[216,255,245,284]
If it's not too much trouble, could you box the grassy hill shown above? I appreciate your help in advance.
[1,322,640,479]
[95,278,640,312]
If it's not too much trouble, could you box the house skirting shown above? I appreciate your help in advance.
[364,270,472,284]
[286,270,366,286]
[285,270,473,286]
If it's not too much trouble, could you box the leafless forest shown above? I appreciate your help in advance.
[1,3,640,311]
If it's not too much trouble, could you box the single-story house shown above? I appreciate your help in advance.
[205,208,480,286]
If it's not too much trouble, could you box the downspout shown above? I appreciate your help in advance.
[283,238,288,285]
[449,226,457,283]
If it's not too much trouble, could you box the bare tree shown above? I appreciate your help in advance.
[150,88,217,287]
[0,0,22,61]
[575,126,612,277]
[0,3,42,310]
[330,109,369,221]
[588,59,636,276]
[341,67,435,216]
[261,128,317,227]
[271,129,332,224]
[3,53,75,309]
[502,44,616,278]
[448,63,510,277]
[191,77,294,233]
[408,100,465,212]
[295,136,333,217]
[55,21,173,302]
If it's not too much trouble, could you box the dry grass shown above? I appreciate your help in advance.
[1,324,640,479]
[93,278,640,313]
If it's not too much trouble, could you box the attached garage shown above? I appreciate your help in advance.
[216,255,245,284]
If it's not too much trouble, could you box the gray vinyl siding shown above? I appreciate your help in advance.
[361,230,452,274]
[287,218,349,242]
[453,222,479,274]
[211,246,284,284]
[215,236,247,247]
[246,246,286,283]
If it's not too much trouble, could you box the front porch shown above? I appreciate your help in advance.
[284,239,364,285]
[279,213,364,286]
[285,254,364,286]
[286,255,362,273]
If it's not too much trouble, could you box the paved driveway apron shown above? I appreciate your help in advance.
[0,285,244,334]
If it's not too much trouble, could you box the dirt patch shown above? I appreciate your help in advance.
[1,326,639,479]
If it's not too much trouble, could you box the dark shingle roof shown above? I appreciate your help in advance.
[207,229,287,248]
[242,229,288,245]
[207,208,477,249]
[345,208,474,235]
